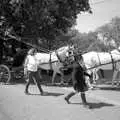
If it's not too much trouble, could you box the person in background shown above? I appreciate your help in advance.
[64,54,92,109]
[24,48,44,95]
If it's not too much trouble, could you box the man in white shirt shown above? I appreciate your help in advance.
[24,48,43,95]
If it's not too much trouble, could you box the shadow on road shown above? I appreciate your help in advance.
[26,91,64,97]
[70,102,114,109]
[88,102,114,109]
[98,86,120,91]
[42,91,64,97]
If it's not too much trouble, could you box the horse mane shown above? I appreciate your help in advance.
[57,46,69,53]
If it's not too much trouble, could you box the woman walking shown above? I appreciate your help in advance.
[24,48,44,95]
[64,54,91,108]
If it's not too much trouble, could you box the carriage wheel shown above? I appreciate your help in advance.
[0,64,11,83]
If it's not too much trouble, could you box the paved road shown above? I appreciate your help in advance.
[0,83,120,120]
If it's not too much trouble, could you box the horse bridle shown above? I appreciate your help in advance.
[55,49,73,66]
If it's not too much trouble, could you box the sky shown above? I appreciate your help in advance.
[75,0,120,33]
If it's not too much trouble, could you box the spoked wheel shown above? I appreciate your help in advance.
[0,64,11,84]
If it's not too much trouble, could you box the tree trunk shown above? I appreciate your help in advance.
[0,38,4,64]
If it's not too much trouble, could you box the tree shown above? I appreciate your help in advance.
[96,20,117,51]
[0,0,92,50]
[110,17,120,46]
[68,30,97,52]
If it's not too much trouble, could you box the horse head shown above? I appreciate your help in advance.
[56,45,75,64]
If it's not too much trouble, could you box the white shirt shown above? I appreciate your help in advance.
[24,55,38,72]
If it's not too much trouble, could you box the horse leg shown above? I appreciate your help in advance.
[92,68,99,84]
[51,71,56,84]
[95,69,99,84]
[100,69,104,78]
[38,69,42,79]
[60,71,65,84]
[59,68,65,85]
[85,70,93,89]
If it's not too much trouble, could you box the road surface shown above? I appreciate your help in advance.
[0,83,120,120]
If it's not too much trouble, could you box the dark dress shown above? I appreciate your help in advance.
[72,62,90,92]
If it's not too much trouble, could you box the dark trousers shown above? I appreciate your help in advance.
[25,71,43,94]
[65,91,88,105]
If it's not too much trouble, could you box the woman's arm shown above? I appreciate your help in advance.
[24,56,29,67]
[24,56,29,75]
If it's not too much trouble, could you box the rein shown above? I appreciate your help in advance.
[109,51,115,71]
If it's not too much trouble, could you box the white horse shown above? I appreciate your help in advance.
[82,49,120,85]
[34,45,75,84]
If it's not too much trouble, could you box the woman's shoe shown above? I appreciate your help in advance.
[64,97,70,104]
[24,91,30,95]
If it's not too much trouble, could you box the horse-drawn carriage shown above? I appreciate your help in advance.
[1,34,120,87]
[0,47,28,84]
[0,38,75,84]
[0,36,30,84]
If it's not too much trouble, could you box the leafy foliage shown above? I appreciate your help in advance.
[110,17,120,46]
[96,17,120,49]
[0,0,91,49]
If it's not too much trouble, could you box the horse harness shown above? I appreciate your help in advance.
[96,52,115,71]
